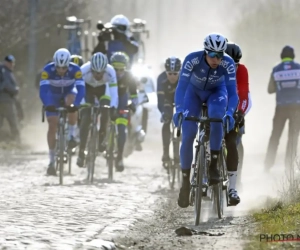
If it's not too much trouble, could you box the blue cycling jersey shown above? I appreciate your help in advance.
[39,62,85,106]
[175,50,238,114]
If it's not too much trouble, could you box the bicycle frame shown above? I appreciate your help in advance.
[85,99,102,182]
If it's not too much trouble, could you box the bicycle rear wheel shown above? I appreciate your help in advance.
[195,145,205,226]
[59,125,64,185]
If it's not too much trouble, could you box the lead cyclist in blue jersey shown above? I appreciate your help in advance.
[173,33,239,208]
[39,48,85,176]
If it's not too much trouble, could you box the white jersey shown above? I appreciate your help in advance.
[80,62,118,108]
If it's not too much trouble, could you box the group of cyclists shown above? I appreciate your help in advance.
[39,14,141,176]
[39,13,251,207]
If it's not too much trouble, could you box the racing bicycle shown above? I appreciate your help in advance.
[162,118,181,189]
[43,103,78,185]
[177,103,229,225]
[105,108,129,181]
[80,98,110,183]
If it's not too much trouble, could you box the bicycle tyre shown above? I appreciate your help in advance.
[215,147,226,218]
[107,124,115,180]
[168,161,176,189]
[90,124,98,183]
[68,150,72,174]
[59,124,64,185]
[195,144,205,226]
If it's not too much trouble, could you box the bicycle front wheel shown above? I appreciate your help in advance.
[107,124,115,180]
[59,125,64,185]
[90,125,98,183]
[214,147,227,218]
[195,144,205,226]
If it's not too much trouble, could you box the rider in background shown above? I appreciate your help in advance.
[76,52,119,168]
[39,48,85,175]
[224,42,252,204]
[157,56,182,165]
[265,45,300,171]
[110,52,138,171]
[70,55,84,67]
[173,33,238,208]
[92,14,139,68]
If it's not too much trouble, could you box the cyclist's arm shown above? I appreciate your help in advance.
[156,77,165,113]
[237,64,251,115]
[175,53,196,110]
[39,69,50,106]
[267,72,276,94]
[73,69,86,106]
[108,69,119,108]
[224,60,239,115]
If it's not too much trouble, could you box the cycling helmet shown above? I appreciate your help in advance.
[110,52,129,69]
[165,56,182,72]
[111,14,130,33]
[204,33,227,52]
[70,55,84,66]
[53,48,71,67]
[91,52,108,72]
[225,42,242,63]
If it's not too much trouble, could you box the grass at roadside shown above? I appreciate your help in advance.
[242,201,300,250]
[253,201,300,234]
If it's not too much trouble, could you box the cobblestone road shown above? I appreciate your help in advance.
[0,97,278,249]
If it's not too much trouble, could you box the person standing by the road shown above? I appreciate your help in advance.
[0,55,21,142]
[265,46,300,171]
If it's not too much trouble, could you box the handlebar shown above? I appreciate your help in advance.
[176,115,224,138]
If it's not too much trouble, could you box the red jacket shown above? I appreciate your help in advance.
[236,63,251,114]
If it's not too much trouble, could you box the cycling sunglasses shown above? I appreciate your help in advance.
[206,50,224,59]
[92,69,105,75]
[115,68,125,72]
[167,72,179,76]
[56,66,68,70]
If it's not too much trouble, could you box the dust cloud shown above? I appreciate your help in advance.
[22,0,300,213]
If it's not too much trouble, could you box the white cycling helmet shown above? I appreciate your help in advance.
[53,48,71,67]
[91,52,108,72]
[204,33,227,52]
[110,14,130,33]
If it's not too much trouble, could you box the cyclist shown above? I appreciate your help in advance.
[70,55,84,67]
[173,33,239,208]
[92,14,139,68]
[76,52,119,168]
[224,42,251,204]
[39,48,85,176]
[157,56,182,165]
[110,52,138,171]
